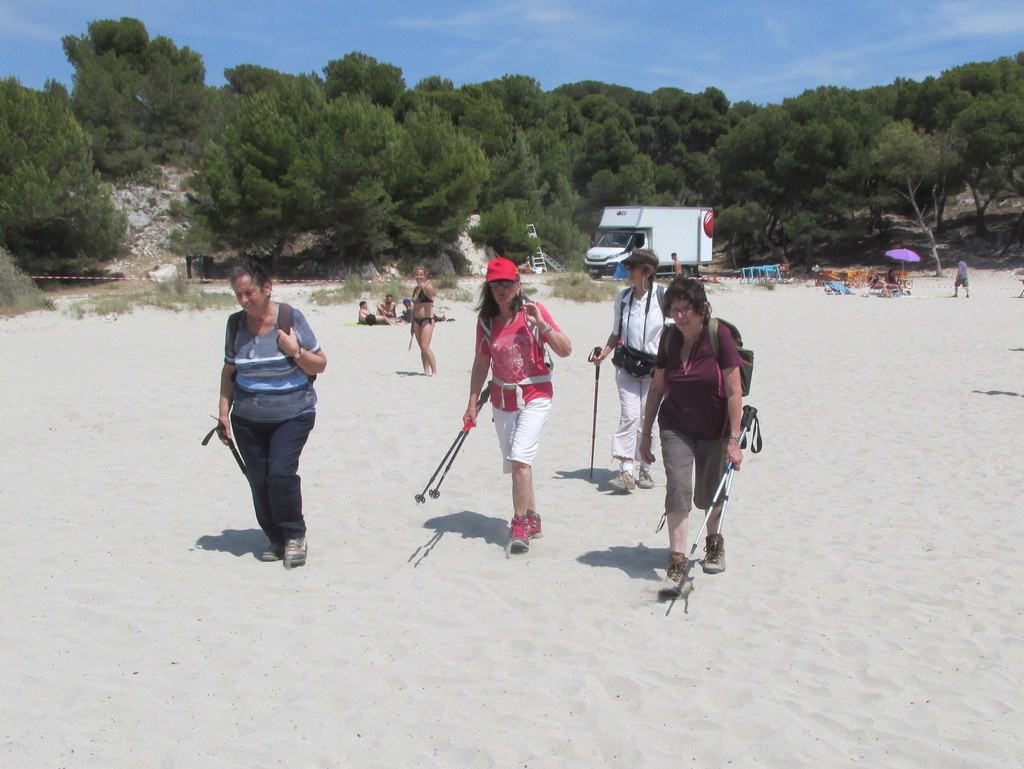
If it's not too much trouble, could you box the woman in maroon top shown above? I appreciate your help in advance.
[640,277,744,589]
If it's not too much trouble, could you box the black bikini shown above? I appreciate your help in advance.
[413,287,435,325]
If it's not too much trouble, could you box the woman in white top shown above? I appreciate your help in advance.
[591,249,666,491]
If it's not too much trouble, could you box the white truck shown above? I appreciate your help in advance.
[584,206,714,279]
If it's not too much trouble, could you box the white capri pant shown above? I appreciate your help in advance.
[492,397,553,474]
[611,366,652,462]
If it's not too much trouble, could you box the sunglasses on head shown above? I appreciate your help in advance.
[489,279,518,288]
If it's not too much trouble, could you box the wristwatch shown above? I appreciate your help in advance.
[728,434,741,443]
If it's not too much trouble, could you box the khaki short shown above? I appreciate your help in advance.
[661,428,729,512]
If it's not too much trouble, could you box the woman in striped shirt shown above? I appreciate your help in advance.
[217,259,327,569]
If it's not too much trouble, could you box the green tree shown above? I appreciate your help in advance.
[950,91,1024,236]
[480,128,543,210]
[63,17,211,176]
[298,95,401,259]
[871,120,948,274]
[322,52,405,108]
[224,64,304,97]
[470,200,533,259]
[195,78,324,259]
[389,106,488,253]
[0,78,125,275]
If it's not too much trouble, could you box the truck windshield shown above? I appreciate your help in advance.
[595,231,633,249]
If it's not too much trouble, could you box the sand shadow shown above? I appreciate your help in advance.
[409,510,509,566]
[576,542,665,582]
[972,389,1023,397]
[395,370,429,377]
[195,528,267,558]
[553,467,623,492]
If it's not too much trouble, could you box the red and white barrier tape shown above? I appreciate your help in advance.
[29,275,142,280]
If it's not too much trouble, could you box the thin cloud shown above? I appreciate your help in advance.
[0,6,63,42]
[928,0,1024,39]
[395,0,581,33]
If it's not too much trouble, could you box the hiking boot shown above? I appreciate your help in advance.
[609,470,635,492]
[702,534,725,574]
[658,552,688,597]
[508,516,530,554]
[666,552,687,583]
[636,468,655,489]
[284,537,307,569]
[260,542,284,562]
[525,510,543,540]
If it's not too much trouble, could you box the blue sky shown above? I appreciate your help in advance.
[2,0,1022,104]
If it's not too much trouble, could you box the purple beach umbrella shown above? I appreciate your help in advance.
[885,248,921,262]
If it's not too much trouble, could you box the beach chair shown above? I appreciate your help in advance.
[825,281,853,295]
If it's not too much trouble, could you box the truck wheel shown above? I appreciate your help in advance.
[689,265,700,277]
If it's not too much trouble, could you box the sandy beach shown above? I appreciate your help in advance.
[1,270,1021,767]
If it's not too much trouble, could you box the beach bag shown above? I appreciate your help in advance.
[612,345,656,378]
[612,285,665,378]
[708,318,753,396]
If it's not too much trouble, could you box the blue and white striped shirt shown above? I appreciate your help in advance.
[224,305,320,422]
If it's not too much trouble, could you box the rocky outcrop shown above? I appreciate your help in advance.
[107,166,192,277]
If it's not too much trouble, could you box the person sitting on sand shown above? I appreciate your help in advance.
[358,301,382,326]
[377,294,399,320]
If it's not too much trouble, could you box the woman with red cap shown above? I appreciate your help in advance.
[464,257,573,555]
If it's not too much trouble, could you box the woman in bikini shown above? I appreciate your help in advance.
[410,265,438,376]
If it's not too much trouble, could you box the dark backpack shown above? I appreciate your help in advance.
[228,303,316,382]
[708,317,753,396]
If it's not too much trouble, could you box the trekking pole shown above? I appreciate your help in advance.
[414,387,491,503]
[429,425,472,499]
[663,406,759,609]
[587,347,602,479]
[201,417,246,475]
[414,429,465,503]
[685,406,758,557]
[430,387,492,499]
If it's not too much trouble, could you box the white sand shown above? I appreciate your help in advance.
[2,271,1022,767]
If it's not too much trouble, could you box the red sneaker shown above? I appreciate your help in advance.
[508,516,530,554]
[525,510,542,540]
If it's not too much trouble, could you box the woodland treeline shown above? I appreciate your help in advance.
[2,17,1023,276]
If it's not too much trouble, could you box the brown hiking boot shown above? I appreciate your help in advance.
[658,552,688,597]
[702,534,725,574]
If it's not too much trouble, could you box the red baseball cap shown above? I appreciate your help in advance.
[486,257,520,283]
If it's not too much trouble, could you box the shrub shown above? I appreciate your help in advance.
[64,267,236,316]
[0,246,53,316]
[549,272,620,303]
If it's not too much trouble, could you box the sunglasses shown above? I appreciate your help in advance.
[489,279,518,288]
